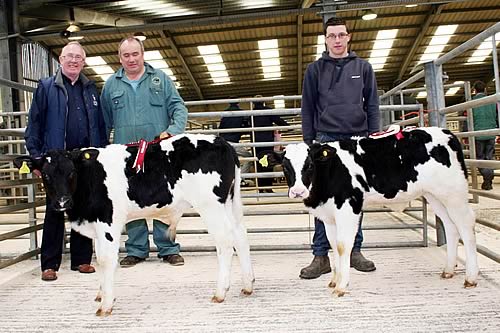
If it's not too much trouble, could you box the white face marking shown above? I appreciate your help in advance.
[283,143,310,199]
[46,157,52,164]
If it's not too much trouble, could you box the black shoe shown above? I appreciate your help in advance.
[299,255,331,279]
[120,256,145,267]
[162,254,185,266]
[350,251,376,272]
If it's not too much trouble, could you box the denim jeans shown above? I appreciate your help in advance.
[311,131,365,256]
[125,219,180,258]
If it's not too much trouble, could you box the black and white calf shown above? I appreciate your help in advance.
[263,127,478,296]
[15,134,254,316]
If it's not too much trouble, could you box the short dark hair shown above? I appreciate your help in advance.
[323,17,350,35]
[473,81,486,93]
[118,36,145,55]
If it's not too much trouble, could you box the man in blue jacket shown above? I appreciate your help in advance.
[300,17,379,279]
[101,37,188,267]
[25,41,108,281]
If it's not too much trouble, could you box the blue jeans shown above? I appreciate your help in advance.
[311,131,366,256]
[125,219,180,258]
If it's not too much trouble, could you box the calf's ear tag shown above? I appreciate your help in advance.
[259,155,269,167]
[323,150,328,157]
[84,152,91,160]
[19,161,31,174]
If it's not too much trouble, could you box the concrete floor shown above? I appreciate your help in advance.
[0,189,499,332]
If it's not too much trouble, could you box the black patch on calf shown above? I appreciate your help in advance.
[445,131,468,179]
[355,130,433,199]
[124,136,239,209]
[125,144,173,208]
[67,154,113,226]
[304,147,359,210]
[105,232,113,242]
[430,145,451,167]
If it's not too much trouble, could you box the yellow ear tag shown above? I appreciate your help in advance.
[323,150,328,157]
[84,152,91,160]
[19,161,31,174]
[259,155,269,167]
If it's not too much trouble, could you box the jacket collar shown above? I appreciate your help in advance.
[115,62,156,80]
[54,68,91,88]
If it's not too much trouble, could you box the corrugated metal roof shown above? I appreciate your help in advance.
[16,0,500,102]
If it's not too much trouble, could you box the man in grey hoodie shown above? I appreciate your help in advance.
[299,17,379,279]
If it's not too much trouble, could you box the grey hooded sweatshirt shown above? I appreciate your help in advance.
[301,51,380,144]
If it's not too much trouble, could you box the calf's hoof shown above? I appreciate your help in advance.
[333,289,346,297]
[96,307,113,317]
[241,288,253,296]
[211,295,225,303]
[464,280,477,288]
[440,271,454,279]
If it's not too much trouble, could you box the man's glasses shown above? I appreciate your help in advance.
[326,32,349,40]
[62,54,84,62]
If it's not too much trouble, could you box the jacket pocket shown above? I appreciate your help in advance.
[318,104,367,133]
[149,87,164,107]
[111,90,125,111]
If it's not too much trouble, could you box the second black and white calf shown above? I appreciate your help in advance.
[262,127,478,296]
[15,134,254,315]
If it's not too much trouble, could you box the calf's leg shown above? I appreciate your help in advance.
[94,222,121,316]
[323,221,338,289]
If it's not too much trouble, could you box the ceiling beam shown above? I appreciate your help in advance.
[301,0,317,8]
[20,4,144,28]
[160,30,204,100]
[397,4,443,81]
[297,14,304,95]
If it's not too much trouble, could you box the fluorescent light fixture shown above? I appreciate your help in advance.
[258,39,281,80]
[143,51,163,60]
[68,35,84,41]
[134,32,147,41]
[240,0,275,9]
[405,4,418,7]
[466,33,500,63]
[274,95,285,108]
[445,81,464,96]
[416,91,427,99]
[362,9,377,21]
[197,44,230,84]
[122,0,196,17]
[368,29,398,71]
[66,24,80,33]
[85,56,115,82]
[142,50,177,83]
[418,25,458,64]
[316,35,325,59]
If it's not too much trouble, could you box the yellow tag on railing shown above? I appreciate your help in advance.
[19,161,31,174]
[258,155,269,167]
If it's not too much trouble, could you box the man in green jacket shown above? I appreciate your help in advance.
[101,36,188,266]
[471,81,498,190]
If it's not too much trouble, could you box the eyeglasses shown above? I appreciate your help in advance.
[326,32,349,40]
[61,54,84,61]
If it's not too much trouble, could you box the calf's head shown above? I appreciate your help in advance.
[14,149,99,212]
[260,143,313,199]
[262,143,338,199]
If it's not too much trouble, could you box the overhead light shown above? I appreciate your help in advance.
[134,32,147,41]
[405,4,418,7]
[66,24,80,33]
[362,9,377,21]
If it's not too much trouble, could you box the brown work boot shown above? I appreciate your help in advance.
[163,254,185,266]
[299,255,331,279]
[119,256,146,267]
[350,251,376,272]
